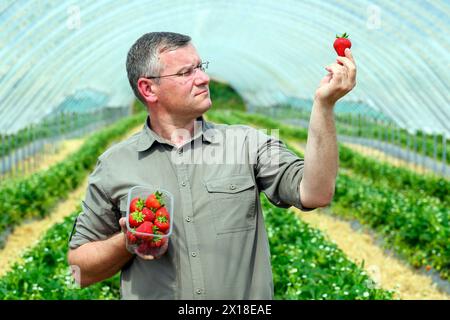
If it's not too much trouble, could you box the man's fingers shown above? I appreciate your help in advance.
[345,48,356,64]
[336,56,356,72]
[325,63,346,79]
[336,49,356,80]
[119,217,127,232]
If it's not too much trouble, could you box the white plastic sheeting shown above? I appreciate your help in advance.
[0,0,449,135]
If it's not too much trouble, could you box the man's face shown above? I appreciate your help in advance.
[154,43,211,118]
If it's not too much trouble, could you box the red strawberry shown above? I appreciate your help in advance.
[150,231,166,247]
[136,221,154,241]
[142,207,155,222]
[333,32,352,57]
[145,191,164,210]
[154,207,170,233]
[130,197,145,213]
[129,210,145,228]
[137,241,152,255]
[126,230,138,244]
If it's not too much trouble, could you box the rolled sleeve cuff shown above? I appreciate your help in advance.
[278,159,316,212]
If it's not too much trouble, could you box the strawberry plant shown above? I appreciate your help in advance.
[0,112,146,248]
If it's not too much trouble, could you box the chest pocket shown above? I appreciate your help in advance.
[205,175,257,235]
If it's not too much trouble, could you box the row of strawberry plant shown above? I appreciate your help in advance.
[332,174,449,280]
[207,110,450,281]
[0,209,121,299]
[208,110,448,203]
[0,108,128,158]
[263,196,394,300]
[0,112,146,248]
[260,105,450,164]
[0,200,394,300]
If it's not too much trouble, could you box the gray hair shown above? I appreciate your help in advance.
[126,32,191,104]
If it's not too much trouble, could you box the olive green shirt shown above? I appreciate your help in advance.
[69,115,311,299]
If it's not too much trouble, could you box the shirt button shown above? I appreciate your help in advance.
[181,181,187,187]
[191,252,197,257]
[185,216,192,222]
[229,184,236,190]
[196,288,202,295]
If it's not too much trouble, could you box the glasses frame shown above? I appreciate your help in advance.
[143,61,209,80]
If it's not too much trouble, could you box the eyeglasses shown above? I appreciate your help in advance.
[144,61,209,79]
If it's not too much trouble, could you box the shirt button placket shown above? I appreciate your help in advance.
[175,159,205,299]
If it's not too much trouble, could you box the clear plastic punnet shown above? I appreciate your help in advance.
[125,186,174,260]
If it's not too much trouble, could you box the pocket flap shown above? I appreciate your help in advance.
[205,175,254,194]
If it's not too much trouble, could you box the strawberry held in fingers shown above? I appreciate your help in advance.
[333,32,352,57]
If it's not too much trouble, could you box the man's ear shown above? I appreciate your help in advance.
[137,78,158,104]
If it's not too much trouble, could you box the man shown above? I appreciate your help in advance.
[67,32,356,299]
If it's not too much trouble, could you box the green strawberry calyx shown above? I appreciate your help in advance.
[157,215,168,223]
[336,32,349,39]
[131,211,145,223]
[155,191,164,205]
[134,198,145,211]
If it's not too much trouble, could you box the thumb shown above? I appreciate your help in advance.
[119,217,127,232]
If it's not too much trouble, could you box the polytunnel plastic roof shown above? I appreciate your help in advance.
[0,0,449,136]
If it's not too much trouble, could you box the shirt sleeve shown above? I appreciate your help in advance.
[68,159,121,250]
[249,128,315,212]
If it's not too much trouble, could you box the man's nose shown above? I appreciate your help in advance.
[194,68,209,85]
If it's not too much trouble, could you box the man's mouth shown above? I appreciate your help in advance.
[195,90,208,96]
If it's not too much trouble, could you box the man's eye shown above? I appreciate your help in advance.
[179,68,195,77]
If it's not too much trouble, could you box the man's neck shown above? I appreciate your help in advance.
[148,112,202,147]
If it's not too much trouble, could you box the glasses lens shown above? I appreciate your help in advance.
[183,67,195,77]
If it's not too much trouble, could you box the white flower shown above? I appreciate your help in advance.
[363,292,370,298]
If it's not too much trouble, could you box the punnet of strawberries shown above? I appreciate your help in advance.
[126,190,171,259]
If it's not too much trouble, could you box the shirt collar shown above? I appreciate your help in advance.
[136,115,216,152]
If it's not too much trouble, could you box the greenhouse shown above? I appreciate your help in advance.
[0,0,449,302]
